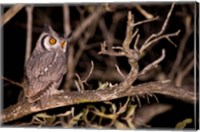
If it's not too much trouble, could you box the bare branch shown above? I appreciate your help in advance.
[140,3,176,53]
[0,4,25,26]
[136,96,142,108]
[166,37,177,47]
[63,4,71,34]
[135,4,154,19]
[112,46,124,50]
[145,3,175,43]
[25,5,33,62]
[122,11,134,54]
[99,11,140,89]
[75,73,85,91]
[63,4,72,91]
[98,41,126,56]
[115,65,125,79]
[157,3,175,36]
[169,15,193,79]
[139,49,166,76]
[2,82,196,123]
[152,94,159,103]
[140,30,180,53]
[175,59,194,87]
[64,46,75,90]
[75,61,94,91]
[74,80,82,92]
[83,61,94,83]
[1,77,24,89]
[134,34,140,51]
[72,7,104,41]
[133,16,159,27]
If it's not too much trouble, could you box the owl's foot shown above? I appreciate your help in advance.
[49,88,64,95]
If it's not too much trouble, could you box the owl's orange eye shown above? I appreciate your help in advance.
[61,41,67,48]
[49,38,56,45]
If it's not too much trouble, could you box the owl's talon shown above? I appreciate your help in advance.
[49,89,63,95]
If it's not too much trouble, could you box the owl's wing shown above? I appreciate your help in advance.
[25,51,67,97]
[38,52,67,82]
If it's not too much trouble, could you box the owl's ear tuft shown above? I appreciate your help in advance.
[43,24,54,33]
[43,24,50,33]
[64,32,72,39]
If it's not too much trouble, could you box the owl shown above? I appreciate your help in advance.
[24,24,71,104]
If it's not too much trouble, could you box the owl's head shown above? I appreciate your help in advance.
[34,24,71,54]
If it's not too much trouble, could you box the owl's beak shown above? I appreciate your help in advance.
[61,41,67,48]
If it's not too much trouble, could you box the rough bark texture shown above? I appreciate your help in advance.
[2,82,196,123]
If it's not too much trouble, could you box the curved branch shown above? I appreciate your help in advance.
[2,82,196,123]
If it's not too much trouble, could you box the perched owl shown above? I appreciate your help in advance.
[24,24,71,104]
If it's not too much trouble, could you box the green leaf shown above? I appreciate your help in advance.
[175,118,192,129]
[35,112,52,118]
[114,120,128,129]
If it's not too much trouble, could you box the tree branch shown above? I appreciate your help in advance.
[25,5,33,62]
[1,82,196,123]
[72,6,104,42]
[0,4,25,26]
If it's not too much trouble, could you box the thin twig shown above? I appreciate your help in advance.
[140,3,176,53]
[75,61,94,91]
[112,46,124,50]
[139,49,166,76]
[135,95,141,108]
[166,37,177,47]
[83,61,94,84]
[134,34,140,51]
[152,94,159,103]
[157,3,175,36]
[175,59,194,87]
[133,16,159,27]
[140,30,180,53]
[147,3,175,42]
[169,15,193,79]
[74,80,82,92]
[131,28,139,42]
[75,73,85,92]
[98,41,126,56]
[181,51,194,68]
[135,4,154,19]
[115,65,125,79]
[1,77,24,89]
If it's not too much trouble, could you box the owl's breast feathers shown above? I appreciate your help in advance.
[24,51,67,101]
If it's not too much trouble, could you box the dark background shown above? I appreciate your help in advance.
[2,3,198,129]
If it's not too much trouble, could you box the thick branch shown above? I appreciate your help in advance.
[2,82,196,123]
[25,5,33,62]
[63,4,71,34]
[0,4,25,26]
